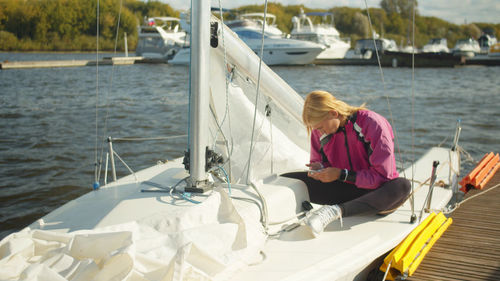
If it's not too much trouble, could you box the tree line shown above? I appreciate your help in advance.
[0,0,498,52]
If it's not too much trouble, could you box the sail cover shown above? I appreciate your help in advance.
[0,188,267,280]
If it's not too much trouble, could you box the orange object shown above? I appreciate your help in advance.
[478,162,500,189]
[460,152,500,193]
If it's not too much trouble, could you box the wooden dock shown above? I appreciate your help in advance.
[407,171,500,281]
[3,54,498,69]
[464,55,500,66]
[0,56,167,69]
[315,52,500,67]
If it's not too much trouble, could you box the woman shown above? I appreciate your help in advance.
[283,90,410,236]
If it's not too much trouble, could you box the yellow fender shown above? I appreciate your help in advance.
[380,212,452,280]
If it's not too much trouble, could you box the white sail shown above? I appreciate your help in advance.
[206,17,308,183]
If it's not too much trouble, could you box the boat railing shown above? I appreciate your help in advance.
[105,135,187,184]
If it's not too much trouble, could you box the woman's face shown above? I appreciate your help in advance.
[312,111,342,135]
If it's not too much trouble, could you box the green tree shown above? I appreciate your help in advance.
[380,0,418,19]
[0,0,497,51]
[353,12,370,37]
[462,23,481,39]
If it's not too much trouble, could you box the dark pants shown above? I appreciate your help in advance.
[281,172,411,217]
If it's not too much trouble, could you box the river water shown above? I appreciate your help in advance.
[1,52,499,239]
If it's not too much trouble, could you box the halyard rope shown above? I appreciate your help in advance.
[246,0,269,185]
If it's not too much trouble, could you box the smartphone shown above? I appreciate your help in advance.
[308,169,323,174]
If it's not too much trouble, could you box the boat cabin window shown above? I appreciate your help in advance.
[291,34,319,43]
[140,27,160,34]
[355,39,383,51]
[429,38,446,45]
[235,30,269,39]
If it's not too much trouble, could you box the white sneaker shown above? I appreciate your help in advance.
[305,205,343,237]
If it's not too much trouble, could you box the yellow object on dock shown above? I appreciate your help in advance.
[380,212,452,280]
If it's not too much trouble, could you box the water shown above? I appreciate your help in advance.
[1,52,499,239]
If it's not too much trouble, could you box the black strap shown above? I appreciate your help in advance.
[319,134,333,163]
[349,112,373,158]
[318,112,372,168]
[341,126,354,170]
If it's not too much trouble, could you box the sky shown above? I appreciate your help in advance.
[163,0,500,24]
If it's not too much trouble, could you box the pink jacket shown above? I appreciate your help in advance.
[310,109,398,189]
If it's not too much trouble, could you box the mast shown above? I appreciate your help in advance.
[188,0,210,190]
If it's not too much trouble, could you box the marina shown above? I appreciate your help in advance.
[0,56,165,69]
[1,0,499,280]
[1,48,499,280]
[2,52,500,69]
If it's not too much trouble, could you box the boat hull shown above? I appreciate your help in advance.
[251,46,324,65]
[1,147,458,281]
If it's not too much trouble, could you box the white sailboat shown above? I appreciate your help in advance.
[0,1,461,281]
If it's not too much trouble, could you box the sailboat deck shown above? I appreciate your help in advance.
[407,171,500,281]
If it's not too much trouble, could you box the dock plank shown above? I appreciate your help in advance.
[407,171,500,281]
[0,57,167,69]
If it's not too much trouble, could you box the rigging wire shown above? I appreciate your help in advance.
[212,1,234,180]
[410,0,417,221]
[246,0,269,184]
[363,1,404,177]
[363,0,421,223]
[94,0,100,186]
[212,1,231,146]
[97,0,124,183]
[112,135,187,142]
[443,182,500,214]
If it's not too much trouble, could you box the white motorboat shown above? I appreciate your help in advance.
[238,12,284,38]
[289,10,351,59]
[170,12,324,66]
[0,1,462,281]
[452,38,481,57]
[478,33,498,54]
[226,13,325,65]
[399,45,418,53]
[136,17,188,59]
[422,38,450,53]
[350,38,399,59]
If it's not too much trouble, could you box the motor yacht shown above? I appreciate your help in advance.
[422,38,450,53]
[238,13,284,38]
[136,17,188,59]
[451,38,480,57]
[227,13,324,65]
[170,13,324,66]
[289,10,351,59]
[349,37,398,59]
[478,33,498,54]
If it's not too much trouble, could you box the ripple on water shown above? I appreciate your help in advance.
[0,53,499,240]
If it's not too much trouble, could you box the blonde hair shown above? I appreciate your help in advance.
[302,90,366,134]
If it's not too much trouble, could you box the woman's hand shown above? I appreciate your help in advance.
[308,167,341,183]
[306,162,323,171]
